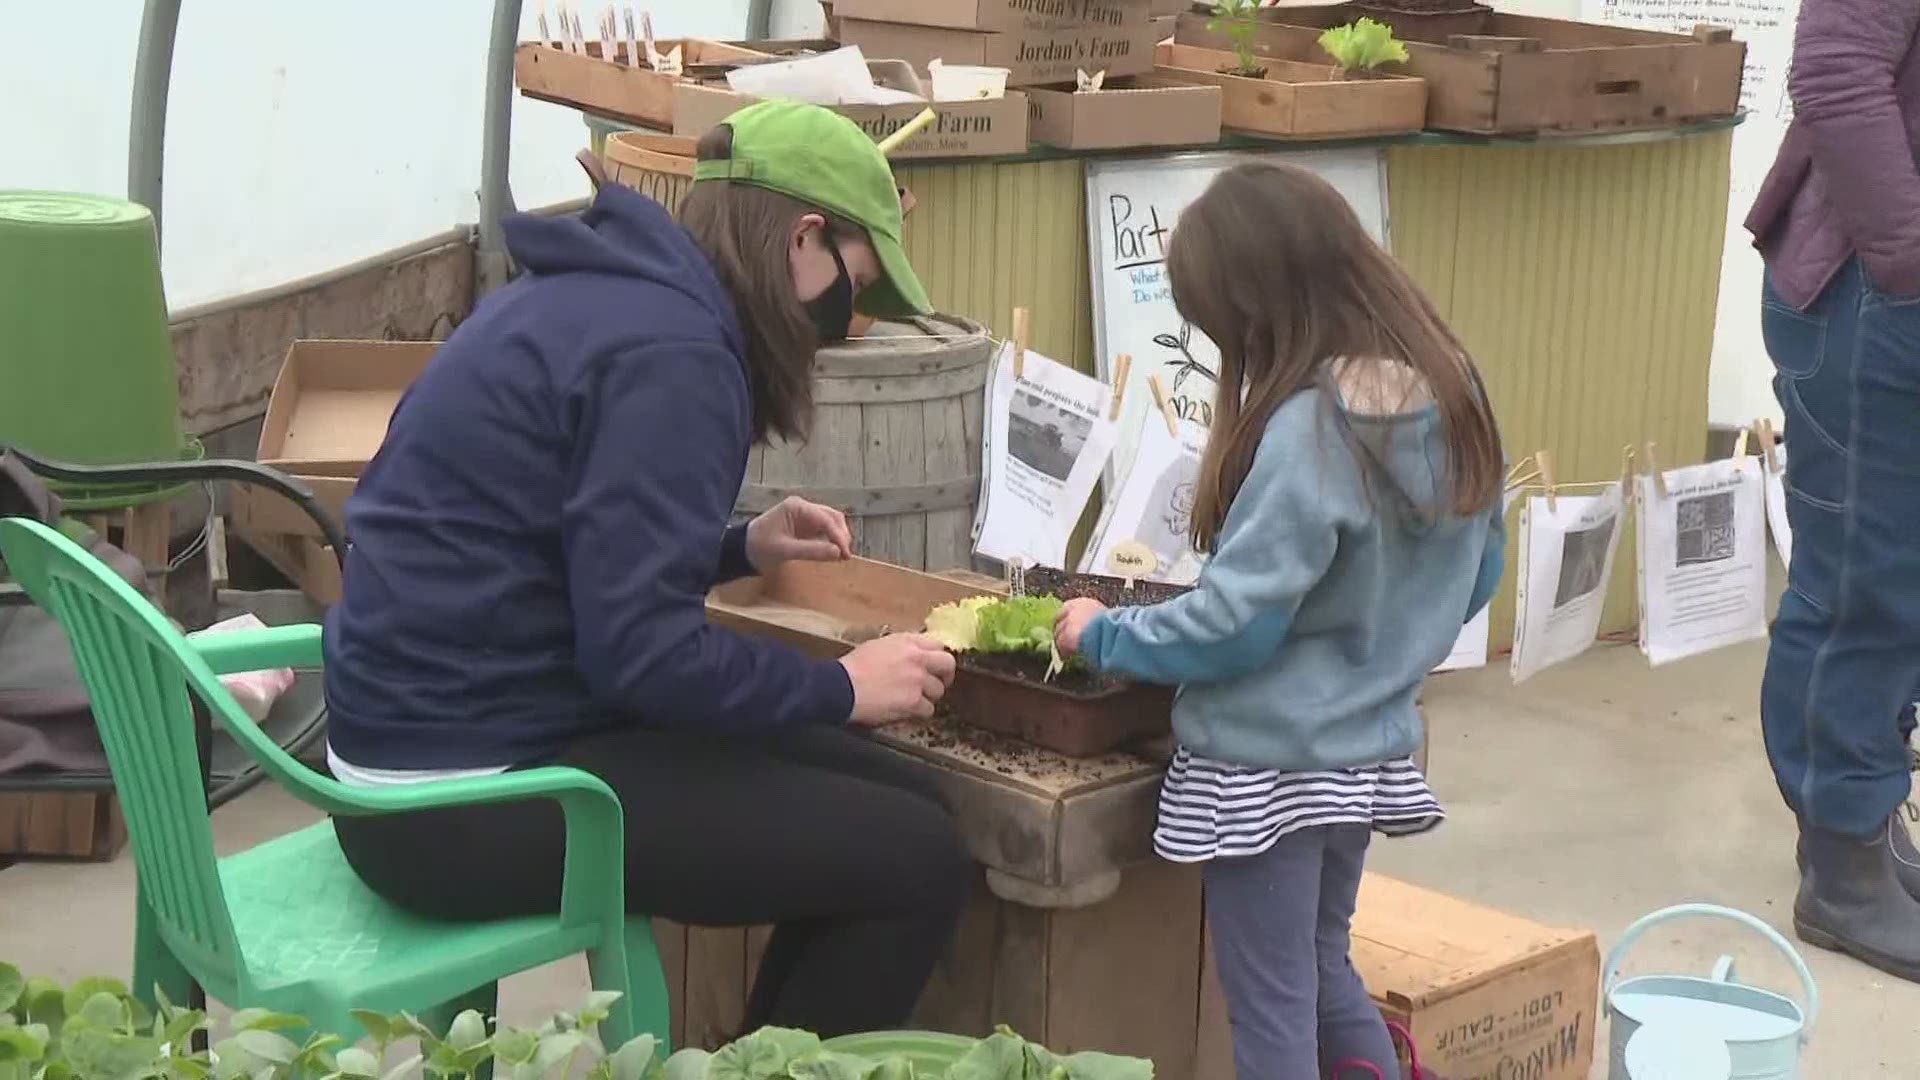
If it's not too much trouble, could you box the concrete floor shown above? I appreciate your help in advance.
[4,639,1917,1078]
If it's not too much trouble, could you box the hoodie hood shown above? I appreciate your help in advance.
[1328,358,1450,518]
[502,184,741,347]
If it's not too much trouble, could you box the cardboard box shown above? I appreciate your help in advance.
[1149,0,1188,13]
[836,17,1163,87]
[514,39,774,130]
[1197,875,1600,1080]
[830,0,1153,33]
[673,82,1030,159]
[234,340,438,540]
[1026,82,1221,149]
[1148,41,1426,139]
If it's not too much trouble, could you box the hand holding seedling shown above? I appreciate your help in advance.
[746,495,854,569]
[841,633,957,725]
[1053,597,1108,658]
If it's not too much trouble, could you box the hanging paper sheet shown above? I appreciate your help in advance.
[1511,484,1627,683]
[975,342,1118,569]
[1635,457,1770,666]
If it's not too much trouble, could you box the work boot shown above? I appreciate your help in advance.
[1794,820,1920,982]
[1797,810,1920,902]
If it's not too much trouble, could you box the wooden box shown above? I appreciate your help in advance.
[1174,9,1744,135]
[1026,81,1223,150]
[1196,875,1601,1080]
[1148,42,1426,139]
[707,556,991,660]
[835,16,1164,87]
[513,39,775,130]
[711,559,1176,756]
[0,792,126,860]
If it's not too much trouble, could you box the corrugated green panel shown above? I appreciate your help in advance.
[1389,131,1733,646]
[895,159,1096,376]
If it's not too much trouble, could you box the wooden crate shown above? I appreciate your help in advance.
[514,39,773,130]
[1148,42,1426,139]
[0,792,126,860]
[664,864,1206,1074]
[1174,9,1744,135]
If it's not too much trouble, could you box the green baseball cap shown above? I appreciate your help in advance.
[692,99,931,319]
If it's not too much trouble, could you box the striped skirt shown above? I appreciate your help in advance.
[1154,748,1444,863]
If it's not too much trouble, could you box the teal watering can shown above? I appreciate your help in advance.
[1605,904,1818,1080]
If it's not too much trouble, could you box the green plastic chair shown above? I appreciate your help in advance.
[0,517,670,1044]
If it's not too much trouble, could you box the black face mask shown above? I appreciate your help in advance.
[804,237,855,345]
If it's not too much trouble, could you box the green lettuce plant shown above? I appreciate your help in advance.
[1318,18,1410,77]
[2,967,1154,1080]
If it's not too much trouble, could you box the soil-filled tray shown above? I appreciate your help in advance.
[941,569,1192,757]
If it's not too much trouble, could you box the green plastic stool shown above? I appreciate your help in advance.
[0,192,184,497]
[0,516,672,1044]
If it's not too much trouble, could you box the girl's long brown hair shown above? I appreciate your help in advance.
[1166,162,1502,551]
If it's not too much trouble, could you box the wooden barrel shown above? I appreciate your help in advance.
[740,315,989,571]
[602,131,695,213]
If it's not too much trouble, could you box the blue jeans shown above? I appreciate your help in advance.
[1760,259,1920,839]
[1204,824,1398,1079]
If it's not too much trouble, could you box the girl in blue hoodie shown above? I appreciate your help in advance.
[1056,163,1506,1079]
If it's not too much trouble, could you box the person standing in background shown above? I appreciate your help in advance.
[1746,0,1920,981]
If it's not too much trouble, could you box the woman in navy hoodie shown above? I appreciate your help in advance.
[322,102,968,1035]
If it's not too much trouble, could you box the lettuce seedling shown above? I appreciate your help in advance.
[1319,18,1409,75]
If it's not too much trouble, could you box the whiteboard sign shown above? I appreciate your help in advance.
[1085,149,1390,484]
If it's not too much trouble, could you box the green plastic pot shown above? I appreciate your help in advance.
[0,191,184,491]
[820,1031,976,1073]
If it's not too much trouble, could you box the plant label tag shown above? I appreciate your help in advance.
[1108,541,1157,590]
[1006,556,1028,598]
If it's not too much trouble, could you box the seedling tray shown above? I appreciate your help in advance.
[943,569,1190,756]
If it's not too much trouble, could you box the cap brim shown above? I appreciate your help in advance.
[856,231,932,319]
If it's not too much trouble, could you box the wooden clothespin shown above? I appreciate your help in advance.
[1147,372,1179,437]
[876,107,938,157]
[1010,307,1031,380]
[536,0,554,47]
[1759,417,1781,472]
[1618,444,1636,488]
[1537,449,1558,512]
[1643,441,1669,499]
[1732,425,1751,460]
[1108,353,1132,420]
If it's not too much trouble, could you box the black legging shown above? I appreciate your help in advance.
[332,724,971,1037]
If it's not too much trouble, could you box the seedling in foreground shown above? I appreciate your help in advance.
[1209,0,1268,78]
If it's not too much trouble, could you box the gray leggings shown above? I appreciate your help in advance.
[1205,823,1398,1080]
